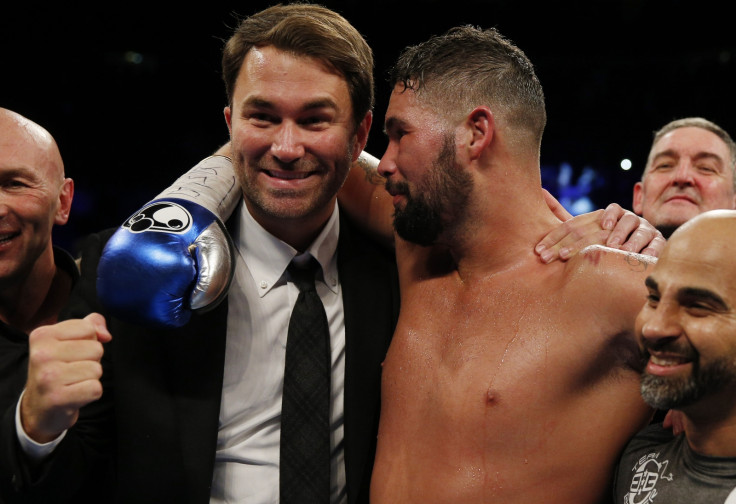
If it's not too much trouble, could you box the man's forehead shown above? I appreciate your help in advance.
[653,126,729,157]
[0,124,62,180]
[658,220,736,293]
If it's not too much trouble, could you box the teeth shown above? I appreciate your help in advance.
[650,355,687,366]
[267,171,310,180]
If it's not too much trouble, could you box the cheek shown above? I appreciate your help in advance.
[698,180,735,204]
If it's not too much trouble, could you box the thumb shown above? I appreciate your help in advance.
[83,313,112,343]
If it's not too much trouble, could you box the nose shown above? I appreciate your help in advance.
[638,301,682,347]
[271,121,305,163]
[670,161,695,187]
[377,143,398,179]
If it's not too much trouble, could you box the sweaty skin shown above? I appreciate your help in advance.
[371,241,655,503]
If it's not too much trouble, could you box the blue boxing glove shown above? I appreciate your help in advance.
[97,155,240,328]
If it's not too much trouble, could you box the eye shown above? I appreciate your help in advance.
[299,115,330,128]
[246,111,279,126]
[685,303,714,317]
[696,165,717,174]
[2,179,29,190]
[646,292,660,307]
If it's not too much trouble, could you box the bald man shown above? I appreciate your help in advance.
[0,108,74,333]
[0,108,76,497]
[613,209,736,502]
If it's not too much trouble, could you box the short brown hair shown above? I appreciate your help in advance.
[222,3,374,130]
[387,25,546,149]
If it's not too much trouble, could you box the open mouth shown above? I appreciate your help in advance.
[650,354,689,366]
[645,350,694,376]
[0,232,20,244]
[265,170,314,180]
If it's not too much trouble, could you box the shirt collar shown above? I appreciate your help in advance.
[236,202,340,297]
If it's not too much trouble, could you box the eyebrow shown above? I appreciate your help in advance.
[383,116,407,136]
[644,276,658,290]
[240,96,339,113]
[651,149,725,166]
[0,166,40,182]
[678,286,729,311]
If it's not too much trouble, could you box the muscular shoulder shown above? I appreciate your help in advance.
[563,244,655,330]
[566,245,655,294]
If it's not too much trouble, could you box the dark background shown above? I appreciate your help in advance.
[3,1,735,254]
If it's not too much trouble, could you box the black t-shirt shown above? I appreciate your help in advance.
[0,247,79,408]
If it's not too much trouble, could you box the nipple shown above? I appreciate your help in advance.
[486,389,498,404]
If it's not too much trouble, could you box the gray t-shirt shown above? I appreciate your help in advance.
[613,423,736,503]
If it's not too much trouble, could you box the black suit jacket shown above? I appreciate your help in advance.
[0,211,399,504]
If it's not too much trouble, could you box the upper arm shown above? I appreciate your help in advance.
[574,245,656,332]
[338,161,395,249]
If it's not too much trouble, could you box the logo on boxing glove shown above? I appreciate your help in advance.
[124,201,193,234]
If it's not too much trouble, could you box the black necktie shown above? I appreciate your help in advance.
[280,255,331,503]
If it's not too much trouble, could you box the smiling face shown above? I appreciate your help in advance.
[224,45,370,249]
[0,110,72,288]
[633,127,736,237]
[636,211,736,411]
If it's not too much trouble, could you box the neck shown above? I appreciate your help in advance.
[445,176,562,281]
[245,199,335,253]
[0,248,70,334]
[681,394,736,457]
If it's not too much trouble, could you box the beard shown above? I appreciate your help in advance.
[389,136,473,246]
[640,353,736,410]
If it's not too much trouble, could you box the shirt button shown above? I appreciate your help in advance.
[259,280,268,289]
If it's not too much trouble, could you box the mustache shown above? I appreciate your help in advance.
[640,340,697,360]
[385,179,410,196]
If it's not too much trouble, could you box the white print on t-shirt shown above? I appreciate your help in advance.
[725,487,736,504]
[624,451,673,504]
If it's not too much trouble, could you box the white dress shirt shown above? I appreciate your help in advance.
[210,201,346,504]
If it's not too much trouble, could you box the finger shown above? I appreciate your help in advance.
[28,360,104,392]
[662,410,673,429]
[542,189,572,221]
[559,229,612,260]
[600,203,625,230]
[30,319,99,344]
[536,212,599,254]
[537,212,605,263]
[638,236,666,258]
[29,336,105,368]
[84,313,112,343]
[605,213,641,248]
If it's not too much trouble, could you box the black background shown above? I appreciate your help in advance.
[3,1,735,253]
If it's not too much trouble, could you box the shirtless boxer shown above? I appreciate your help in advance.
[340,26,656,503]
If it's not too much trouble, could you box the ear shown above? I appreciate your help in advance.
[54,178,74,225]
[465,106,493,160]
[352,111,373,162]
[632,181,643,215]
[224,106,233,134]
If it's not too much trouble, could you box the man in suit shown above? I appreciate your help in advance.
[1,4,399,504]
